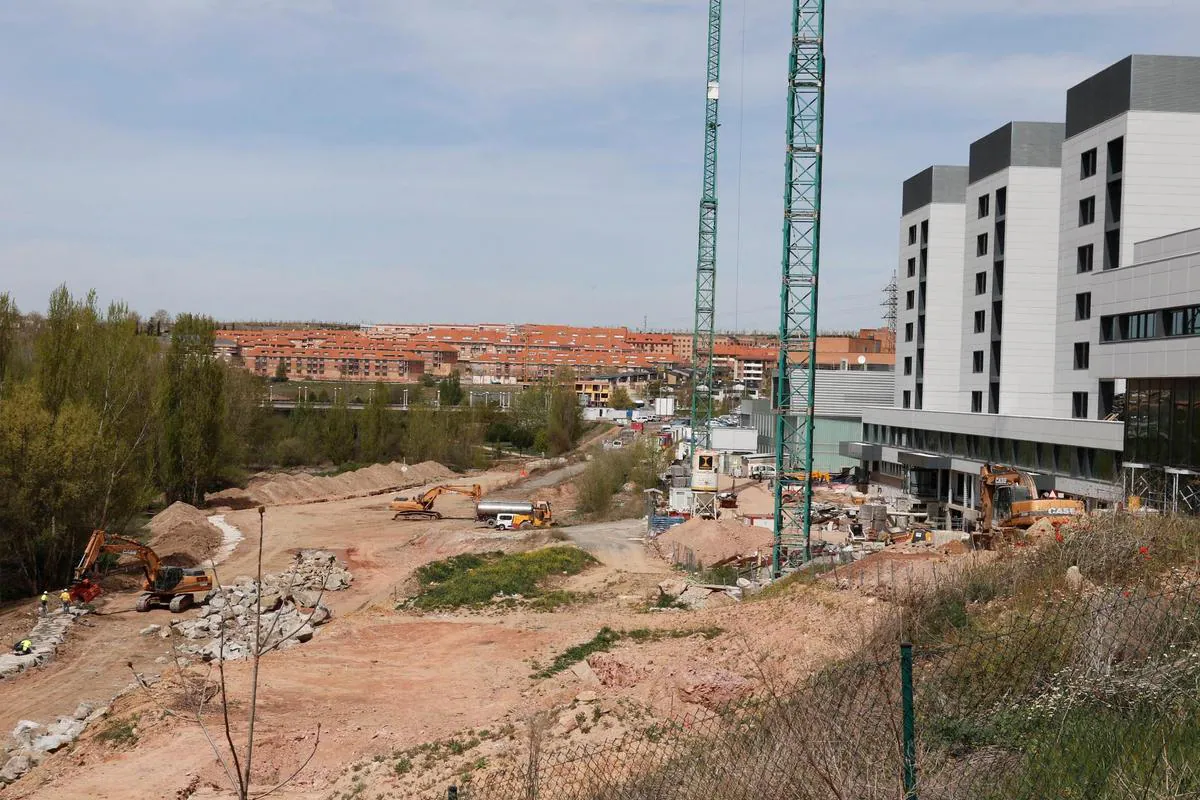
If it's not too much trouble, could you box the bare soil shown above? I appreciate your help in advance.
[1,455,897,800]
[147,501,223,566]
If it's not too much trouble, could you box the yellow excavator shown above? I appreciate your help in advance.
[977,464,1084,546]
[69,530,216,612]
[390,484,483,520]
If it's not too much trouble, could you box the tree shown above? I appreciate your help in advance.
[272,359,289,383]
[156,315,226,505]
[546,369,584,455]
[0,292,20,383]
[324,389,356,464]
[359,380,391,462]
[438,371,465,406]
[609,387,636,410]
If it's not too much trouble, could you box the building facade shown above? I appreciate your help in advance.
[896,166,968,411]
[842,53,1200,520]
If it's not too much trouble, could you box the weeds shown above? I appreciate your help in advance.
[533,626,724,678]
[408,547,597,610]
[96,715,139,746]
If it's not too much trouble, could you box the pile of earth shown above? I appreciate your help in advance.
[207,460,454,506]
[147,502,222,567]
[655,518,773,565]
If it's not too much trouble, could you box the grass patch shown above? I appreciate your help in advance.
[533,626,724,679]
[409,547,597,610]
[96,715,139,746]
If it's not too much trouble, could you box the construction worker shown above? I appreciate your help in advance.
[60,589,71,612]
[13,639,33,655]
[39,591,48,616]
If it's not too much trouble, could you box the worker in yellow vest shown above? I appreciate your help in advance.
[39,591,48,616]
[60,589,71,612]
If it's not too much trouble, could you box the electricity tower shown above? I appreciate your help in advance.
[882,271,898,331]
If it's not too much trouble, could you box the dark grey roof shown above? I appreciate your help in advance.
[1066,55,1200,138]
[969,122,1065,184]
[902,165,968,215]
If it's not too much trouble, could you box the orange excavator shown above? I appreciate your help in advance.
[977,464,1084,546]
[390,484,483,520]
[69,530,215,612]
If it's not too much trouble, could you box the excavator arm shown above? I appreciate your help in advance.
[415,484,483,510]
[392,484,483,519]
[74,530,161,584]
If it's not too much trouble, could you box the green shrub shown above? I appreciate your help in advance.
[410,547,596,610]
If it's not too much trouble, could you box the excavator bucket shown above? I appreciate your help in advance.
[68,579,103,604]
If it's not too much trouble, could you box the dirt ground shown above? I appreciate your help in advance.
[1,456,891,800]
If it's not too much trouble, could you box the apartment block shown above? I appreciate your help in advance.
[896,165,968,411]
[1055,55,1200,419]
[959,122,1064,417]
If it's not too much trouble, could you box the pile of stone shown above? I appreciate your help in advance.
[655,579,743,610]
[0,607,88,680]
[170,550,349,662]
[1,702,107,785]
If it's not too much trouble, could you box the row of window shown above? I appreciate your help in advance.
[1075,232,1121,273]
[977,187,1008,220]
[861,423,1120,482]
[906,219,930,246]
[1100,305,1200,343]
[1079,137,1124,181]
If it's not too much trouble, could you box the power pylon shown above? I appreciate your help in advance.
[773,0,826,575]
[882,271,898,331]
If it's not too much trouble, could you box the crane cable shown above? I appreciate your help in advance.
[733,0,748,332]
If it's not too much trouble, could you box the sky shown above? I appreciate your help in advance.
[2,1,1199,332]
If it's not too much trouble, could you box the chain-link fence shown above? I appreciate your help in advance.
[454,579,1200,800]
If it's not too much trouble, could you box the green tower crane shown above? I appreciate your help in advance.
[773,0,826,575]
[690,0,723,488]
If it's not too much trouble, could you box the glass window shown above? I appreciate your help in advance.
[1018,440,1036,469]
[1081,148,1098,179]
[1173,381,1192,467]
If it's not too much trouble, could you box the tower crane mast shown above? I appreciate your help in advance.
[690,0,723,480]
[773,0,826,574]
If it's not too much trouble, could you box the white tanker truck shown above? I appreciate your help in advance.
[475,499,554,530]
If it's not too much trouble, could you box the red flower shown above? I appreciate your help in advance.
[1055,532,1065,543]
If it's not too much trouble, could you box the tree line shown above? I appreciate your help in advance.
[0,286,585,599]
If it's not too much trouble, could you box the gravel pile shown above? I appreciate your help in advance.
[1,702,108,785]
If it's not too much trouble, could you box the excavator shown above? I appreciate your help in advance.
[977,464,1084,546]
[69,530,216,613]
[390,484,483,520]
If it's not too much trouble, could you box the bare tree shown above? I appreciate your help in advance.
[132,507,332,799]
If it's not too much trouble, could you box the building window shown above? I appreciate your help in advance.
[1107,179,1123,223]
[906,290,915,310]
[1072,391,1089,419]
[903,356,912,376]
[1081,148,1098,179]
[978,194,990,218]
[976,233,989,257]
[1076,292,1092,321]
[972,350,984,373]
[995,187,1007,216]
[903,390,912,409]
[1108,136,1124,175]
[1074,342,1090,370]
[971,391,983,413]
[975,271,987,295]
[1104,229,1120,270]
[993,262,1004,295]
[1079,196,1096,226]
[1077,244,1094,273]
[995,220,1005,256]
[920,220,929,245]
[919,249,928,277]
[907,257,916,278]
[1165,306,1200,337]
[904,322,914,342]
[908,225,917,245]
[974,310,986,334]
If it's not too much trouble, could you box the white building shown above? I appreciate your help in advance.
[959,122,1064,417]
[842,54,1200,521]
[896,166,968,411]
[1055,55,1200,420]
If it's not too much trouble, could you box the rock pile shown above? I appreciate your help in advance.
[1,703,108,785]
[171,550,349,662]
[656,579,741,610]
[0,608,88,680]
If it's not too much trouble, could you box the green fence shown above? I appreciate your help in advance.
[453,580,1200,799]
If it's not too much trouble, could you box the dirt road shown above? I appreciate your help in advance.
[562,518,663,574]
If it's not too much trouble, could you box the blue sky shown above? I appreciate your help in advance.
[2,1,1198,331]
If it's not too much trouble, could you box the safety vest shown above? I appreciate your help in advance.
[19,640,31,651]
[60,592,70,602]
[40,593,47,602]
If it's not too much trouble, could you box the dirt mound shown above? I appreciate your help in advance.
[147,502,222,565]
[656,517,773,565]
[208,460,455,507]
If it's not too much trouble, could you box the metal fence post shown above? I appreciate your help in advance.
[901,641,917,800]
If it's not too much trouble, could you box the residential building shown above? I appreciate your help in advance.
[896,165,969,412]
[959,121,1064,417]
